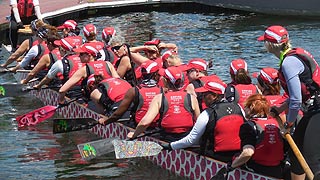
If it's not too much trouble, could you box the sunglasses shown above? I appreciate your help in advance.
[111,45,122,51]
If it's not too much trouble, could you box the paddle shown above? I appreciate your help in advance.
[78,138,118,161]
[77,129,162,161]
[275,116,314,180]
[0,68,31,74]
[0,83,60,98]
[112,139,163,159]
[16,98,78,128]
[53,118,129,134]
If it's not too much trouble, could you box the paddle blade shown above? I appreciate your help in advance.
[112,140,163,159]
[77,138,117,161]
[0,83,29,97]
[16,105,57,127]
[53,118,98,134]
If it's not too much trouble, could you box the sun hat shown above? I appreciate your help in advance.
[255,67,279,84]
[161,50,178,62]
[195,79,226,94]
[54,36,82,51]
[144,39,161,46]
[83,24,97,36]
[141,60,159,74]
[184,58,207,71]
[257,25,289,43]
[229,59,247,75]
[57,20,77,30]
[102,27,116,40]
[73,43,99,56]
[161,66,185,86]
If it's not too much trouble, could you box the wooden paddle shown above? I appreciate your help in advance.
[52,118,129,134]
[16,98,78,128]
[275,116,314,180]
[77,129,162,161]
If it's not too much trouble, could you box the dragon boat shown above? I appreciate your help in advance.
[1,44,277,180]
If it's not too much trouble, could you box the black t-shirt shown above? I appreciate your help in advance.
[239,123,257,148]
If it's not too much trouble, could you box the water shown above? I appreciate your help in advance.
[1,7,320,180]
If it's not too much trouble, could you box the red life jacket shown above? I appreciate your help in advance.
[48,48,61,70]
[86,61,112,79]
[133,85,162,126]
[99,78,132,103]
[279,48,320,102]
[153,57,163,68]
[16,0,34,18]
[249,117,284,166]
[233,84,258,108]
[202,102,244,152]
[160,91,194,133]
[101,46,118,65]
[265,95,285,107]
[61,55,83,84]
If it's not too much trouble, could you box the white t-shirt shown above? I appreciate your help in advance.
[47,60,64,79]
[10,0,39,6]
[19,44,40,69]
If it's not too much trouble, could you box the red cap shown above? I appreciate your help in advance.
[83,24,97,36]
[73,43,99,56]
[184,58,207,71]
[144,39,161,46]
[54,36,83,51]
[141,60,159,74]
[257,67,279,84]
[57,20,77,30]
[161,50,178,62]
[229,59,247,75]
[162,66,184,86]
[102,27,116,40]
[257,25,289,43]
[195,79,226,94]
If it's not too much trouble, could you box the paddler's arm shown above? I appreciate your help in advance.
[58,67,86,104]
[127,93,162,139]
[34,60,63,89]
[99,87,135,125]
[1,39,29,68]
[231,123,256,168]
[9,45,39,72]
[191,94,200,119]
[21,54,50,84]
[231,145,255,168]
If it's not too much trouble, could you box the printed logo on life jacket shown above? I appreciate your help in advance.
[170,95,182,102]
[241,89,253,97]
[173,105,181,114]
[0,86,5,96]
[265,124,277,144]
[93,63,103,68]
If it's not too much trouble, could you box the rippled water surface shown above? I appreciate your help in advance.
[1,7,320,180]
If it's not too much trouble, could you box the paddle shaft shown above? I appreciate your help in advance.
[276,116,314,180]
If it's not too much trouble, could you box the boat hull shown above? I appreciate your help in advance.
[3,44,276,180]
